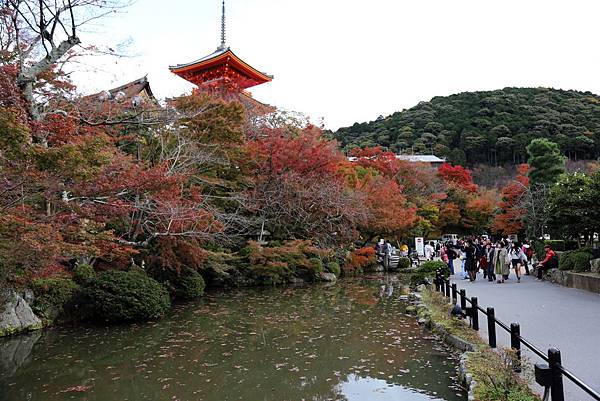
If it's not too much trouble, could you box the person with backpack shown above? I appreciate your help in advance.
[474,239,486,279]
[536,245,558,280]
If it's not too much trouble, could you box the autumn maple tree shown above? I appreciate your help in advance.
[491,164,529,235]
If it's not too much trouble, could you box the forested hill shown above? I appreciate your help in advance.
[334,87,600,166]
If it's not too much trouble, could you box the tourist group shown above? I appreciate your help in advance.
[437,238,558,283]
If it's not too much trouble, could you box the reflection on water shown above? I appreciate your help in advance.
[340,375,454,401]
[0,274,465,401]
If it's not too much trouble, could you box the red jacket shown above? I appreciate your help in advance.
[541,249,556,266]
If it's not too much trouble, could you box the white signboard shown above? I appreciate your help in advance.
[415,237,425,257]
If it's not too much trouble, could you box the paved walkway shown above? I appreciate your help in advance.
[449,268,600,401]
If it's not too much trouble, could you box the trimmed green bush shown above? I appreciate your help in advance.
[82,270,171,323]
[419,260,451,277]
[174,266,205,300]
[147,264,206,301]
[31,278,79,322]
[73,264,95,284]
[572,252,592,273]
[559,250,592,272]
[326,262,341,277]
[398,257,411,269]
[248,262,293,285]
[307,257,324,277]
[410,260,450,287]
[559,251,574,271]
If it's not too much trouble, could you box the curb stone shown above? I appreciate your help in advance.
[409,290,478,400]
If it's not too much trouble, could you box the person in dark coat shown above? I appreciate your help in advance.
[464,239,478,282]
[485,242,496,282]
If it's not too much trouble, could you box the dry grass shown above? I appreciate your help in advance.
[420,289,540,401]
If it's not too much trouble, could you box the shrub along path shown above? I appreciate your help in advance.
[449,270,600,401]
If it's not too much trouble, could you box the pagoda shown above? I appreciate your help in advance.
[169,1,273,113]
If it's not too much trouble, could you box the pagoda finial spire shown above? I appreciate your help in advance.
[218,0,226,50]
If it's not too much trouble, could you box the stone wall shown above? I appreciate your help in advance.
[544,265,600,295]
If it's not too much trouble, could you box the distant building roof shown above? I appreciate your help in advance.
[107,75,155,100]
[87,75,156,105]
[396,155,446,163]
[348,154,446,163]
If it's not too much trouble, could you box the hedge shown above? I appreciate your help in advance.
[82,270,171,323]
[398,257,411,269]
[559,250,592,272]
[410,261,450,286]
[73,264,95,284]
[31,278,79,322]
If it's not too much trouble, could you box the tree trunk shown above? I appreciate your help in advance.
[17,36,81,125]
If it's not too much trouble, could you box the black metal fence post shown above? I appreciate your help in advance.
[451,283,457,304]
[549,348,565,401]
[487,307,496,348]
[439,274,444,293]
[471,297,479,331]
[445,279,451,298]
[460,289,466,311]
[510,323,521,372]
[435,270,440,291]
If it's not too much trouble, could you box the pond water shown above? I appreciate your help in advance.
[0,275,465,401]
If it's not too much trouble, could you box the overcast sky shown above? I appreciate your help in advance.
[73,0,600,130]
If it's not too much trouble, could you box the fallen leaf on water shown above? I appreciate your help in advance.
[59,385,92,393]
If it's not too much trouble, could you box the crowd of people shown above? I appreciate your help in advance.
[439,237,558,283]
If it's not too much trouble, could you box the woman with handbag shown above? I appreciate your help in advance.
[493,241,508,283]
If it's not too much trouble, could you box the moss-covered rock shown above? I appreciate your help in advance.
[0,290,43,337]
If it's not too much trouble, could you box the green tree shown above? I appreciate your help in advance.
[526,139,565,186]
[586,170,600,238]
[547,173,595,242]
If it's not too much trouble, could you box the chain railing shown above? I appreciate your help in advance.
[434,270,600,401]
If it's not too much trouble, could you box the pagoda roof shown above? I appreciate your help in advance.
[169,47,273,89]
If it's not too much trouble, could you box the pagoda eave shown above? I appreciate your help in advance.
[169,48,272,90]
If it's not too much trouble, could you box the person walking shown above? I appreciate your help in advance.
[446,243,456,275]
[493,241,508,283]
[485,242,496,282]
[509,242,526,283]
[458,245,468,280]
[425,241,435,261]
[441,243,449,265]
[475,239,486,279]
[521,240,533,275]
[464,239,478,282]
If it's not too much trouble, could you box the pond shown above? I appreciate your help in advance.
[0,275,465,401]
